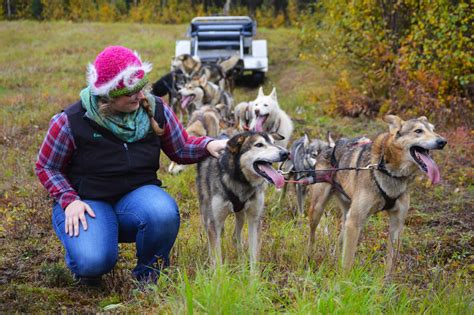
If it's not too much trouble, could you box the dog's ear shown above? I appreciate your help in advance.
[227,134,246,154]
[215,103,225,114]
[271,133,285,141]
[199,74,208,86]
[257,86,264,98]
[303,134,310,147]
[384,115,404,134]
[192,55,201,64]
[270,87,278,102]
[327,131,335,148]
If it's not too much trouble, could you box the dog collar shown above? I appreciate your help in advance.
[377,156,408,179]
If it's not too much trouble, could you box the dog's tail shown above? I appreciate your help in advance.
[220,55,240,73]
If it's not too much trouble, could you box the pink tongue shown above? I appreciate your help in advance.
[258,164,285,188]
[255,115,266,132]
[181,95,193,108]
[418,153,441,184]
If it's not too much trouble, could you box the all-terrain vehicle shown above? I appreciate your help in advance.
[175,16,268,85]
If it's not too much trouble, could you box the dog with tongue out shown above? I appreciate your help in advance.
[196,131,289,270]
[306,115,447,277]
[251,87,293,148]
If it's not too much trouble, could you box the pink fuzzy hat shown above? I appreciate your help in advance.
[87,46,152,97]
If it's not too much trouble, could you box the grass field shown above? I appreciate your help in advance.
[0,21,472,313]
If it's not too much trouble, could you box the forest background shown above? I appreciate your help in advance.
[3,0,472,124]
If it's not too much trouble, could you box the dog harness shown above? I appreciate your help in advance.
[325,142,370,201]
[331,142,403,210]
[332,140,405,210]
[283,135,409,211]
[372,171,400,210]
[296,141,402,210]
[219,177,256,212]
[216,159,257,213]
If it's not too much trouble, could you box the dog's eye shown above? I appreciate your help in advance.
[255,143,264,148]
[414,129,424,134]
[264,104,268,107]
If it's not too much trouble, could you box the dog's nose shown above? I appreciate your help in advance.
[280,150,289,160]
[436,138,447,149]
[255,109,260,116]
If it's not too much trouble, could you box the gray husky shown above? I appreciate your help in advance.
[196,132,289,269]
[280,134,334,216]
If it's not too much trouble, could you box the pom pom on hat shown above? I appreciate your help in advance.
[87,46,152,97]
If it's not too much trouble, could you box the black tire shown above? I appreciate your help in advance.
[252,71,265,86]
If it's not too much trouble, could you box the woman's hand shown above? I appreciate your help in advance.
[206,139,228,158]
[64,200,96,237]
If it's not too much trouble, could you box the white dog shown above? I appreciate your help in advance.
[252,87,293,148]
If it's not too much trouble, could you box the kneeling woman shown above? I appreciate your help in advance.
[35,46,226,284]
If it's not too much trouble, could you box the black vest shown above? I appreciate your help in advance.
[64,98,165,202]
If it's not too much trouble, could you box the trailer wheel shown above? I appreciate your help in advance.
[252,71,265,86]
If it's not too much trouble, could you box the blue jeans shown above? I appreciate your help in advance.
[52,185,180,281]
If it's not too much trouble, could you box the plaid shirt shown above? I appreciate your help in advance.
[35,102,213,209]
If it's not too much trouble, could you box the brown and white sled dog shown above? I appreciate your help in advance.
[307,115,447,276]
[252,87,293,148]
[196,132,289,270]
[168,106,222,174]
[172,54,239,92]
[171,54,201,79]
[199,55,241,92]
[179,75,233,119]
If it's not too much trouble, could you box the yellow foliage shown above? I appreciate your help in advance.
[195,4,206,17]
[255,7,276,28]
[129,3,154,23]
[272,13,285,28]
[41,0,67,20]
[97,2,119,22]
[299,0,473,125]
[229,6,247,17]
[69,0,96,21]
[4,1,303,26]
[287,0,298,26]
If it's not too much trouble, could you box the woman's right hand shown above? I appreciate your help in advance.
[64,200,96,237]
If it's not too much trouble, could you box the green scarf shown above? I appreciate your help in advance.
[80,87,156,143]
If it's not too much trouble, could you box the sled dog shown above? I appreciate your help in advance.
[280,134,334,215]
[234,101,255,132]
[196,132,289,269]
[307,115,447,276]
[179,75,233,119]
[252,87,293,147]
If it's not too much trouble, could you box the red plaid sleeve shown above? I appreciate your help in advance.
[35,112,79,209]
[160,103,213,164]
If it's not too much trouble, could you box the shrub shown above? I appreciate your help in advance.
[299,0,473,125]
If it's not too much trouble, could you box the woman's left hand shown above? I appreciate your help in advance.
[206,139,228,158]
